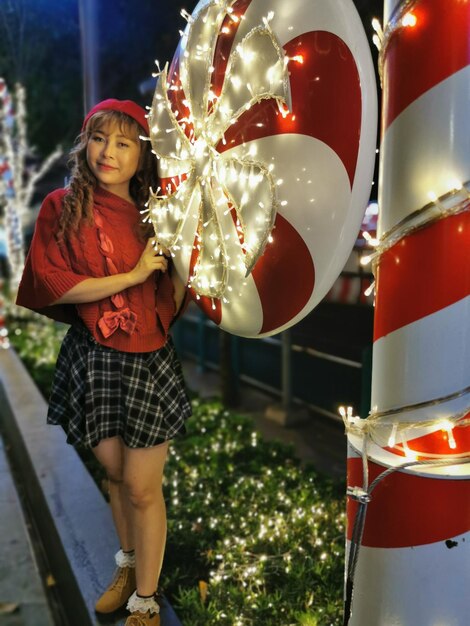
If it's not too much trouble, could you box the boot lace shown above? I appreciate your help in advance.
[126,612,153,626]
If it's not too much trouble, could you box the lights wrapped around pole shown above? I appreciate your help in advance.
[345,1,470,624]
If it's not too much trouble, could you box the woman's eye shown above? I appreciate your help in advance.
[92,135,104,142]
[118,142,129,148]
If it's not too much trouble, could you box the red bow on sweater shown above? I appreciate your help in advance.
[98,308,137,338]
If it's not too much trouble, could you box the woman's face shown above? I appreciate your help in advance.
[86,119,141,200]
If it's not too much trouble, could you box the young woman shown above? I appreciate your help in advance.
[16,99,191,626]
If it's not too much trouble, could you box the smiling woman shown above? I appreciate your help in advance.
[15,98,193,626]
[86,124,141,201]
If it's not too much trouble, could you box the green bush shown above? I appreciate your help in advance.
[7,308,346,626]
[7,309,67,398]
[164,400,345,626]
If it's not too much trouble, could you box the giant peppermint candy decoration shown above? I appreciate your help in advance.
[147,0,377,338]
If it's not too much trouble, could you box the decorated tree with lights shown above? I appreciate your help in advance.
[0,78,62,289]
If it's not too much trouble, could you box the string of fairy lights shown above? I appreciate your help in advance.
[140,0,305,304]
[350,6,470,470]
[0,79,25,286]
[343,13,469,615]
[163,400,346,624]
[360,181,470,297]
[371,0,419,81]
[342,404,470,462]
[354,239,469,465]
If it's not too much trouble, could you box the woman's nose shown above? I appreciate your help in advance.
[101,141,114,158]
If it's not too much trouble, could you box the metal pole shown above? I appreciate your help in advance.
[281,328,292,411]
[197,309,206,372]
[78,0,100,113]
[220,330,239,408]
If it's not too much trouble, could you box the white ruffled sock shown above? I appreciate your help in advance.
[127,590,160,616]
[115,548,136,568]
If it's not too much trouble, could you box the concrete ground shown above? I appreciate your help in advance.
[0,436,55,626]
[181,359,347,481]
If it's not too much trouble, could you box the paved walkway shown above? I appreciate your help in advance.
[0,435,54,626]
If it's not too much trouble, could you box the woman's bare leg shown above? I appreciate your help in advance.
[123,442,169,596]
[92,437,133,551]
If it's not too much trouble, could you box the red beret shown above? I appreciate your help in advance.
[82,99,149,135]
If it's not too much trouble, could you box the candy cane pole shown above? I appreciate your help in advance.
[344,1,470,624]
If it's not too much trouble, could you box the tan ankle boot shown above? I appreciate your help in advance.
[125,610,160,626]
[95,566,136,613]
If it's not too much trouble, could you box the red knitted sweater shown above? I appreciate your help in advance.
[16,186,177,353]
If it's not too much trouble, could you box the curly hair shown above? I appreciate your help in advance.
[58,110,158,242]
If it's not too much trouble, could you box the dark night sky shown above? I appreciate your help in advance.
[97,0,384,98]
[0,0,384,156]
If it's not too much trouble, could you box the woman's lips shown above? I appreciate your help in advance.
[98,163,117,171]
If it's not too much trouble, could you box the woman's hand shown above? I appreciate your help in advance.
[129,238,169,285]
[52,239,171,305]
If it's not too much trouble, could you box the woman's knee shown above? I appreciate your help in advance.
[106,465,124,484]
[91,438,124,483]
[124,478,162,509]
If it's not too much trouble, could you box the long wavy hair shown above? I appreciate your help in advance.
[58,110,158,242]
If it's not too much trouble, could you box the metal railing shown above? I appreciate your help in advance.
[174,309,371,421]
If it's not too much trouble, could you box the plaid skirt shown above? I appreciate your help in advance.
[47,324,192,449]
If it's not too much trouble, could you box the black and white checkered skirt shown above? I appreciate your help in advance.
[47,324,192,449]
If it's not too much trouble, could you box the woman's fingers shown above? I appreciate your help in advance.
[154,256,169,271]
[140,239,170,273]
[146,237,156,250]
[147,238,170,257]
[158,244,171,257]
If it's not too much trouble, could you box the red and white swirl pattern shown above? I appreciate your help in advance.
[157,0,377,337]
[347,1,470,623]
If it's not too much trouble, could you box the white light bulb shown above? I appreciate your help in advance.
[441,420,457,449]
[388,423,398,447]
[402,12,417,28]
[450,179,463,191]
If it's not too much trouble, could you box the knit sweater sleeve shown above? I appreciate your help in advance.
[16,189,89,321]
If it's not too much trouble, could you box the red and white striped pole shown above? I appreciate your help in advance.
[345,0,470,624]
